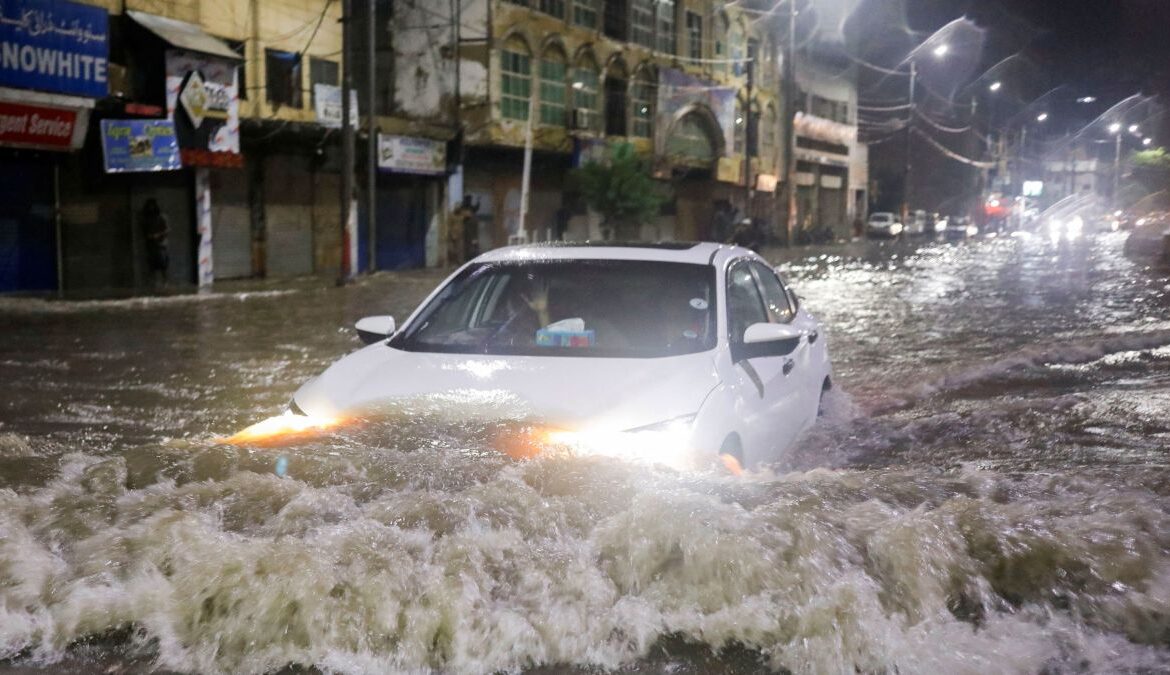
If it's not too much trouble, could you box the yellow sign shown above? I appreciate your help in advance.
[716,157,741,184]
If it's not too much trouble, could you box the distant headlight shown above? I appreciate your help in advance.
[890,223,904,235]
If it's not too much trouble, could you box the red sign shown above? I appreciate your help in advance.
[180,148,244,169]
[0,101,77,150]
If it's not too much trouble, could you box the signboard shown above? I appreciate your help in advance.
[313,83,358,128]
[99,119,181,173]
[1023,180,1044,197]
[377,134,446,175]
[165,49,240,166]
[0,101,79,150]
[794,112,856,147]
[755,173,778,193]
[0,0,109,98]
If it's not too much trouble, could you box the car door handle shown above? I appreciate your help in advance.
[783,358,795,375]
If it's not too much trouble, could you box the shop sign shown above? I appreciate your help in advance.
[0,101,78,150]
[99,119,181,173]
[794,112,856,146]
[313,83,357,128]
[716,156,741,184]
[0,0,109,98]
[377,134,446,175]
[755,173,778,193]
[165,49,239,164]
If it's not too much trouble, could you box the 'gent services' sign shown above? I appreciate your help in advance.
[0,0,109,98]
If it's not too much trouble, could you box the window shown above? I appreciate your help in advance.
[265,48,302,108]
[631,0,654,48]
[501,39,532,121]
[734,99,745,154]
[574,0,599,29]
[657,0,676,55]
[539,0,565,18]
[604,0,628,41]
[727,262,768,343]
[224,38,246,100]
[686,11,702,61]
[572,56,600,130]
[309,57,339,108]
[539,49,567,126]
[605,64,628,136]
[631,68,654,138]
[503,0,529,6]
[729,23,745,77]
[393,260,717,358]
[749,262,795,323]
[716,13,729,76]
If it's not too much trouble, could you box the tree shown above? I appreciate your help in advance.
[571,142,668,240]
[1131,147,1170,193]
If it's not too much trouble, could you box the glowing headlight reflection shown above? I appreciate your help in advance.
[219,411,346,446]
[546,419,695,470]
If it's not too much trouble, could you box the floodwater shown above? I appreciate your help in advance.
[2,232,1169,674]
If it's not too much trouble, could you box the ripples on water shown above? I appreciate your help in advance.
[2,234,1170,674]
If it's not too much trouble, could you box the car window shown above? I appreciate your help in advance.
[726,261,768,343]
[749,261,795,323]
[395,260,717,358]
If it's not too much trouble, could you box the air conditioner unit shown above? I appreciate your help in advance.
[572,108,595,131]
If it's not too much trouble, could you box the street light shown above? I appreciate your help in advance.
[1143,137,1153,146]
[1128,124,1139,134]
[932,44,949,58]
[1077,96,1096,103]
[1036,113,1048,122]
[1109,122,1122,133]
[989,81,1002,92]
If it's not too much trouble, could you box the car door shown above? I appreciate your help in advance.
[750,261,822,425]
[724,259,806,464]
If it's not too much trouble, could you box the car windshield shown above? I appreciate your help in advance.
[393,260,717,358]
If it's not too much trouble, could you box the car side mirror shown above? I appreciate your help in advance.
[355,315,396,344]
[734,322,802,361]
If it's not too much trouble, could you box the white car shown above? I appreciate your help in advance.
[286,243,832,471]
[866,212,904,238]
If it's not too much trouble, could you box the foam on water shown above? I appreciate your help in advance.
[2,426,1169,674]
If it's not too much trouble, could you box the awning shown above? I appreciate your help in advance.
[127,11,242,61]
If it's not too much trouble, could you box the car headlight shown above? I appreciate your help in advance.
[545,414,697,469]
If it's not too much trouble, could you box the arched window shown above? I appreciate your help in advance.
[572,51,600,131]
[605,58,629,136]
[500,36,532,121]
[631,65,655,138]
[665,109,721,163]
[539,45,568,126]
[733,98,746,155]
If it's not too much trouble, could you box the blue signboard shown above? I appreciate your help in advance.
[0,0,109,98]
[100,119,181,173]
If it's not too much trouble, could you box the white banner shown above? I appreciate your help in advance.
[313,84,358,129]
[377,134,446,175]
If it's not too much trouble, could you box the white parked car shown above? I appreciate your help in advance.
[866,212,904,238]
[285,243,832,471]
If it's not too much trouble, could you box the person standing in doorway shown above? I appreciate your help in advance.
[448,195,480,266]
[141,199,170,288]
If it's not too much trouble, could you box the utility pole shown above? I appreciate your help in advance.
[518,93,535,242]
[1113,130,1122,209]
[902,60,916,223]
[781,0,797,246]
[743,41,755,224]
[340,0,355,281]
[366,0,377,273]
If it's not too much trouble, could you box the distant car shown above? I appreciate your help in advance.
[905,209,929,236]
[942,216,978,239]
[284,243,833,471]
[866,212,904,238]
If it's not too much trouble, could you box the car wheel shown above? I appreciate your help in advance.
[719,434,745,475]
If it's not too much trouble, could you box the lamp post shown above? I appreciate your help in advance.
[901,42,948,223]
[1110,122,1123,208]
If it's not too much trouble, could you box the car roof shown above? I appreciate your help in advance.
[473,241,756,266]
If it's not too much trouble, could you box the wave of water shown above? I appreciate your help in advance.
[3,413,1170,674]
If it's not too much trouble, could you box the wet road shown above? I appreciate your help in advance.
[2,232,1169,674]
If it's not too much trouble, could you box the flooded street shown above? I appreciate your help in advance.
[2,232,1170,674]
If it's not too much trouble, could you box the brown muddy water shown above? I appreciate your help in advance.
[2,232,1169,674]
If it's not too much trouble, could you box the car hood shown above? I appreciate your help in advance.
[293,344,721,431]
